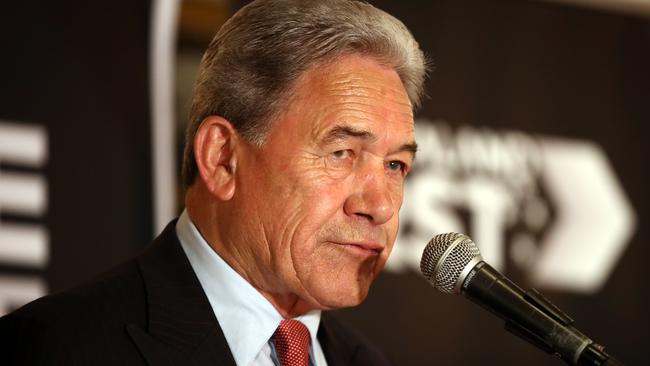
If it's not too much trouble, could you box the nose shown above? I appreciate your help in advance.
[343,164,395,225]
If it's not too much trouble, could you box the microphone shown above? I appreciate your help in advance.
[420,232,623,366]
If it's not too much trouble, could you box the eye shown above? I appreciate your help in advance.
[331,149,353,159]
[326,149,355,172]
[386,160,407,173]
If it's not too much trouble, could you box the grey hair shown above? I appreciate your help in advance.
[183,0,428,187]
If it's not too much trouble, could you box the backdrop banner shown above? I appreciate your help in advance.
[1,0,648,364]
[330,1,649,365]
[0,0,153,313]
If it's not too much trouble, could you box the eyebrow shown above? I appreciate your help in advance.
[322,125,375,144]
[400,142,419,159]
[322,124,418,158]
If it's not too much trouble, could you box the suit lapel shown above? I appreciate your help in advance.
[318,313,360,366]
[127,220,236,366]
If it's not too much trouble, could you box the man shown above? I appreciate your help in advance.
[0,0,427,364]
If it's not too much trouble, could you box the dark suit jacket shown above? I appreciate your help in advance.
[0,221,393,365]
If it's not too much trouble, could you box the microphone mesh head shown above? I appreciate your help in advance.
[420,233,482,294]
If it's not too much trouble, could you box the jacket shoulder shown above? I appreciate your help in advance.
[0,260,147,365]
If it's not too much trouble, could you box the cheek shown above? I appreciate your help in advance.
[389,175,406,202]
[298,166,354,212]
[277,170,353,254]
[288,181,350,246]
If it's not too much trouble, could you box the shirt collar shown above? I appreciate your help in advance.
[176,210,322,366]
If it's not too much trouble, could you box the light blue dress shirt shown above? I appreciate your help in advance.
[176,210,328,366]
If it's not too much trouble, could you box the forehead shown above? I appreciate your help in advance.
[281,55,415,140]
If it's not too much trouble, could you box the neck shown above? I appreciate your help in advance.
[256,290,320,318]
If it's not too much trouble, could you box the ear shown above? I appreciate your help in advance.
[193,115,238,200]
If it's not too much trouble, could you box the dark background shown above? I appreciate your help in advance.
[0,1,152,290]
[332,1,649,365]
[1,0,648,364]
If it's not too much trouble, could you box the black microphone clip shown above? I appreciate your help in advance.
[514,288,622,366]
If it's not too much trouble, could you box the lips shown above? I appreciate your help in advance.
[331,241,384,256]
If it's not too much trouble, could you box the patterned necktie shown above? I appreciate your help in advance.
[272,319,311,366]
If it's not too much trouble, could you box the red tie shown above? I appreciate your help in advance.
[272,319,311,366]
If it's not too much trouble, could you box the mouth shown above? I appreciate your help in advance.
[331,241,383,257]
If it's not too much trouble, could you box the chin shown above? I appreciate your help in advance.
[312,279,373,310]
[300,253,382,309]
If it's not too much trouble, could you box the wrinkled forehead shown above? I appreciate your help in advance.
[300,55,411,104]
[262,55,416,149]
[288,55,414,124]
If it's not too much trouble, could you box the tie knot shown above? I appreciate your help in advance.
[272,319,310,366]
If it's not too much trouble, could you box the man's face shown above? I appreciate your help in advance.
[235,55,416,310]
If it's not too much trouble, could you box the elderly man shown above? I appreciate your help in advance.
[0,0,427,365]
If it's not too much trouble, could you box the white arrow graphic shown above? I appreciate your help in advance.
[532,137,636,293]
